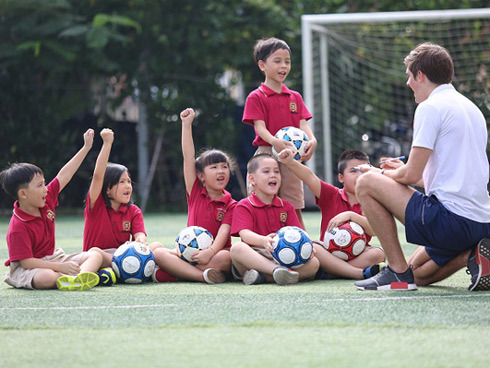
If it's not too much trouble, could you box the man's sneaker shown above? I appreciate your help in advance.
[97,267,116,286]
[152,266,177,283]
[272,267,299,285]
[202,268,225,284]
[57,272,99,291]
[467,238,490,291]
[362,262,386,279]
[243,269,267,285]
[354,265,417,291]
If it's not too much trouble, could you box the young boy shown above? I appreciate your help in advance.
[243,37,317,228]
[278,148,385,280]
[0,129,104,291]
[230,153,319,285]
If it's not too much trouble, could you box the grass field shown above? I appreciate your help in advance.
[0,212,489,368]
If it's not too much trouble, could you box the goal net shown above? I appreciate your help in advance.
[302,8,490,184]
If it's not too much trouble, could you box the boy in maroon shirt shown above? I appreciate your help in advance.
[0,130,104,290]
[230,153,319,285]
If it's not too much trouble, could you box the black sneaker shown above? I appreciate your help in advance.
[354,265,417,291]
[467,238,490,291]
[243,269,267,285]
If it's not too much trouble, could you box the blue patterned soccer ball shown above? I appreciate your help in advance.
[112,241,156,284]
[272,226,313,268]
[175,226,214,264]
[271,126,309,161]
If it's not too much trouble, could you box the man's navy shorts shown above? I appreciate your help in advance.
[405,191,490,267]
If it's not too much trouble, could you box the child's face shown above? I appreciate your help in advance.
[249,157,281,197]
[339,159,367,194]
[106,171,132,205]
[19,173,47,208]
[259,48,291,85]
[200,162,230,192]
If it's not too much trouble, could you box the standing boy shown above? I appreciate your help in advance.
[0,130,103,290]
[279,148,385,280]
[230,153,319,285]
[355,43,490,291]
[243,37,317,227]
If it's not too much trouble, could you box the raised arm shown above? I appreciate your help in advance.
[88,128,114,209]
[278,148,321,198]
[181,108,197,195]
[56,129,94,193]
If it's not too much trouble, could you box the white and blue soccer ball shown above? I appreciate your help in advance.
[112,241,156,284]
[271,126,309,161]
[272,226,313,268]
[176,226,214,264]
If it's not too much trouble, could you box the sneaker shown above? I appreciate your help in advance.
[315,269,329,280]
[362,262,386,279]
[354,266,417,291]
[152,266,177,283]
[467,238,490,291]
[272,267,299,285]
[243,269,267,285]
[97,267,116,286]
[202,268,225,284]
[57,272,99,291]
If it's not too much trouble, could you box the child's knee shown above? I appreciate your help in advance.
[32,269,58,289]
[214,250,232,268]
[230,242,248,258]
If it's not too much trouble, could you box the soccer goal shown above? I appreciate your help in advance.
[302,8,490,183]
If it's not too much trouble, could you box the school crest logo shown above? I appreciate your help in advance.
[290,102,297,113]
[216,210,226,222]
[46,210,55,221]
[280,212,288,223]
[122,221,131,232]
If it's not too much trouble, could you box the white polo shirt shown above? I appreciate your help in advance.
[412,83,490,222]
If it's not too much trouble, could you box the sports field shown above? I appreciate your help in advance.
[0,212,489,368]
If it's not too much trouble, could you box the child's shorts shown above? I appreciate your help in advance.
[405,191,490,267]
[230,246,278,280]
[247,146,304,210]
[4,248,84,289]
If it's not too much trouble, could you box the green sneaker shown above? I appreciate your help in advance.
[57,272,99,291]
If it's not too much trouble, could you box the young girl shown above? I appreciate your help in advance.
[83,128,147,268]
[152,108,236,284]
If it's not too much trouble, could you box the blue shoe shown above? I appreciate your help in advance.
[355,266,417,291]
[362,262,386,279]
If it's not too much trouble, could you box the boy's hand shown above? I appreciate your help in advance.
[262,233,276,253]
[100,128,114,144]
[272,137,294,154]
[59,261,80,275]
[191,247,213,265]
[327,212,352,231]
[301,138,317,162]
[83,129,95,150]
[277,148,295,165]
[180,108,195,125]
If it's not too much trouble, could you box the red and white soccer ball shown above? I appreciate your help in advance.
[323,221,367,261]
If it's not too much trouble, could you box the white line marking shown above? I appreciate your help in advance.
[325,293,490,302]
[1,304,177,311]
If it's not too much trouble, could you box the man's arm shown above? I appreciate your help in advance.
[383,146,431,186]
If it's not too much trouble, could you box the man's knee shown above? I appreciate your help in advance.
[355,172,379,198]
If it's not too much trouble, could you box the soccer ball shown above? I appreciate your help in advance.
[272,226,313,268]
[324,221,367,261]
[271,126,309,161]
[111,241,156,284]
[98,267,116,286]
[175,226,214,264]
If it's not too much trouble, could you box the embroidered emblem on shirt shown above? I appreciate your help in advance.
[290,102,297,113]
[46,210,55,221]
[280,212,288,223]
[122,221,131,232]
[216,210,225,222]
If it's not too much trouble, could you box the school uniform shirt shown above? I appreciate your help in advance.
[5,178,60,266]
[316,181,371,244]
[83,192,146,251]
[243,83,312,146]
[187,179,236,249]
[231,193,302,237]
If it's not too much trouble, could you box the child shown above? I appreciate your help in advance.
[278,148,385,280]
[83,128,148,270]
[0,130,103,291]
[230,153,319,285]
[243,37,318,228]
[152,108,236,284]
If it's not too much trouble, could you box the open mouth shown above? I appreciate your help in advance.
[268,180,277,187]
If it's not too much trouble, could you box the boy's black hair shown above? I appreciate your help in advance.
[0,163,44,200]
[102,163,132,208]
[195,149,235,174]
[337,150,369,175]
[247,153,278,174]
[253,37,291,64]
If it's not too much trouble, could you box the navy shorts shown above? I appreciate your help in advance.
[405,191,490,267]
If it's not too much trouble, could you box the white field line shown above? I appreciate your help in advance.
[2,293,490,311]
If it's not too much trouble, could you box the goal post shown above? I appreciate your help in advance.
[302,8,490,184]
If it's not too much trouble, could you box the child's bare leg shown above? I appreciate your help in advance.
[195,250,231,273]
[348,247,385,269]
[149,242,164,251]
[79,248,104,272]
[230,241,276,279]
[297,256,320,280]
[153,248,207,282]
[32,269,59,289]
[314,244,364,279]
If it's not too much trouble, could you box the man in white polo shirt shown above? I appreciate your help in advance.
[354,42,490,291]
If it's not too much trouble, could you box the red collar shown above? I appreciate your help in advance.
[340,189,360,208]
[259,83,291,97]
[12,201,41,222]
[247,193,283,208]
